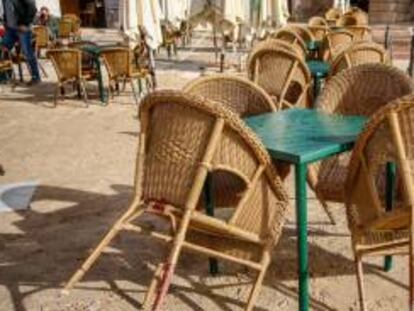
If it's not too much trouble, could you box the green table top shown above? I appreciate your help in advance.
[306,60,331,78]
[245,108,367,164]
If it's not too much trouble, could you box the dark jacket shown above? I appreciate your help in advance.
[3,0,37,26]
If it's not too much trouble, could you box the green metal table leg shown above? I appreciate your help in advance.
[384,162,396,272]
[313,75,323,100]
[295,163,309,311]
[94,57,107,105]
[204,173,219,275]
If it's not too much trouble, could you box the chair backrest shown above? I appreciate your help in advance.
[253,38,305,60]
[270,28,307,59]
[317,64,414,116]
[344,8,369,25]
[33,25,49,49]
[307,25,330,41]
[345,95,414,231]
[58,20,72,38]
[345,26,372,41]
[183,74,276,117]
[325,8,342,25]
[47,49,82,81]
[247,43,311,109]
[321,30,354,62]
[331,41,391,76]
[309,16,329,27]
[139,90,289,240]
[288,25,315,43]
[68,41,98,69]
[100,47,130,79]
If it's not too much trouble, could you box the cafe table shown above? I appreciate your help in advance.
[80,44,109,105]
[306,60,331,99]
[245,108,367,311]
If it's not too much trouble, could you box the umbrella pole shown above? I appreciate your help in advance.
[213,24,218,62]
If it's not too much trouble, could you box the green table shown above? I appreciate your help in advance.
[306,40,321,60]
[306,60,331,99]
[245,108,367,311]
[80,45,109,105]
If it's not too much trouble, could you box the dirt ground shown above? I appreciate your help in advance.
[0,28,411,311]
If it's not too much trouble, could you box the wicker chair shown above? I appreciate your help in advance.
[63,90,289,311]
[32,25,50,78]
[247,42,312,109]
[131,43,155,92]
[345,94,414,311]
[344,7,369,25]
[345,26,372,41]
[307,25,330,41]
[254,38,305,60]
[325,8,342,26]
[57,19,73,40]
[0,47,16,85]
[309,16,329,27]
[161,22,179,58]
[47,49,95,106]
[321,30,354,62]
[270,28,307,60]
[100,47,146,106]
[308,64,414,223]
[331,41,391,76]
[288,25,315,43]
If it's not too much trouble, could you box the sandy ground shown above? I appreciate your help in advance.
[0,28,412,311]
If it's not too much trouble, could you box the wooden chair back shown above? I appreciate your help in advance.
[270,28,307,59]
[33,25,49,49]
[321,30,354,62]
[100,47,131,79]
[47,49,82,81]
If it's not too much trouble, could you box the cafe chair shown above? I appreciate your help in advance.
[330,41,391,76]
[345,25,372,41]
[288,25,315,44]
[261,38,306,60]
[325,8,342,26]
[270,28,307,59]
[321,30,354,62]
[32,25,50,78]
[100,47,149,106]
[63,90,289,311]
[341,7,369,26]
[345,94,414,311]
[47,49,96,107]
[247,42,312,109]
[308,16,329,27]
[131,43,156,92]
[308,64,414,224]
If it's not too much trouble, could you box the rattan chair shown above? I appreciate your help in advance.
[131,43,155,92]
[0,47,16,85]
[161,22,179,58]
[309,16,329,27]
[57,20,73,40]
[344,7,369,25]
[308,64,414,223]
[307,25,330,41]
[255,38,305,60]
[288,25,315,43]
[345,94,414,311]
[270,28,307,60]
[47,49,95,106]
[247,42,312,109]
[345,25,372,41]
[32,25,50,78]
[100,47,145,106]
[325,8,342,26]
[321,30,354,62]
[331,41,391,76]
[63,90,289,311]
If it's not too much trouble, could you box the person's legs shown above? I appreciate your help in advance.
[18,30,41,82]
[2,27,19,51]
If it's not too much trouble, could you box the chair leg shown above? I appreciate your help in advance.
[355,254,367,311]
[39,61,48,78]
[53,83,61,107]
[142,263,164,310]
[63,202,142,292]
[130,79,140,107]
[80,79,89,107]
[245,251,270,311]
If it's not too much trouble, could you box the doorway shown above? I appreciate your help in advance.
[350,0,369,12]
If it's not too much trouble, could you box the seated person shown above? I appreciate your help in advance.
[34,6,59,40]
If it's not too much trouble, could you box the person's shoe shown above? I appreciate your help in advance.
[26,79,41,87]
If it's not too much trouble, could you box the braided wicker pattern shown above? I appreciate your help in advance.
[251,38,305,60]
[33,26,49,49]
[68,41,97,72]
[345,94,414,250]
[312,64,414,203]
[321,30,354,62]
[345,26,372,41]
[270,28,307,58]
[325,8,342,25]
[183,74,276,117]
[341,9,369,26]
[58,20,72,39]
[100,47,130,79]
[309,16,329,27]
[308,25,330,41]
[247,42,312,109]
[47,49,81,81]
[140,90,289,242]
[331,41,391,76]
[288,25,315,43]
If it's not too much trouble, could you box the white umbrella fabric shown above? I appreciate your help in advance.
[160,0,191,28]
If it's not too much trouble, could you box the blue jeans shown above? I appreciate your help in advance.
[2,27,41,81]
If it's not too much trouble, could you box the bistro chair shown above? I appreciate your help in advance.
[256,38,305,60]
[343,7,369,25]
[330,41,391,76]
[307,25,330,41]
[308,64,414,223]
[100,47,144,106]
[0,47,16,86]
[57,19,73,41]
[247,42,312,109]
[63,90,289,311]
[33,25,51,78]
[47,49,96,107]
[270,28,307,59]
[288,25,315,43]
[345,94,414,311]
[345,25,372,41]
[325,8,342,26]
[308,16,329,27]
[131,42,156,92]
[321,30,354,62]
